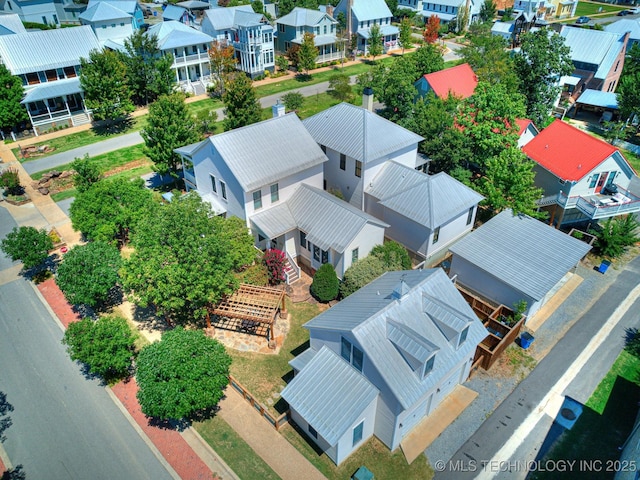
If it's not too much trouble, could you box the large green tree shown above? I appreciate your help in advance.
[62,316,135,382]
[367,24,383,60]
[298,32,318,75]
[479,0,496,22]
[222,72,262,131]
[123,30,174,106]
[136,327,231,420]
[411,44,444,77]
[1,226,53,270]
[120,193,255,323]
[513,29,573,127]
[56,241,122,307]
[399,17,413,54]
[71,154,102,193]
[142,93,200,178]
[0,64,28,132]
[80,49,134,124]
[69,177,156,245]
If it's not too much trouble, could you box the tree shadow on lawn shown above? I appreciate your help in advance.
[147,404,221,432]
[91,116,134,136]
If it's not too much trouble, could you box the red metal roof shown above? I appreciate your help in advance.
[523,119,617,181]
[421,63,478,100]
[516,118,532,136]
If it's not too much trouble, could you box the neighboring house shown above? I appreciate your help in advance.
[449,209,591,319]
[522,119,640,226]
[365,161,484,260]
[334,0,399,54]
[605,18,640,48]
[302,101,425,210]
[162,4,195,26]
[573,89,618,121]
[418,0,482,27]
[0,0,85,26]
[491,21,514,41]
[0,12,26,34]
[414,63,478,100]
[79,1,133,46]
[201,5,275,78]
[146,21,213,92]
[516,118,538,147]
[492,12,537,46]
[0,25,100,134]
[282,268,487,464]
[513,0,554,20]
[86,0,143,29]
[547,0,576,19]
[275,7,343,63]
[559,26,629,95]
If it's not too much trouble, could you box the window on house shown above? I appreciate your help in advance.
[270,183,279,202]
[253,190,262,210]
[340,153,346,170]
[352,247,359,264]
[64,66,77,78]
[324,25,327,34]
[42,16,47,25]
[321,249,329,264]
[26,72,39,85]
[352,421,364,447]
[355,160,362,178]
[341,337,364,372]
[220,181,227,200]
[459,326,469,348]
[7,1,12,10]
[300,231,307,249]
[308,424,318,439]
[111,23,116,28]
[433,226,440,244]
[210,174,217,193]
[466,207,474,226]
[258,234,266,242]
[45,70,57,82]
[589,175,599,189]
[615,60,621,72]
[423,355,435,377]
[313,245,320,262]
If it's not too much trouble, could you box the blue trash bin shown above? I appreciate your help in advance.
[598,260,611,274]
[520,332,534,349]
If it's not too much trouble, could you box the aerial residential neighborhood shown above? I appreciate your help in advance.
[1,0,640,479]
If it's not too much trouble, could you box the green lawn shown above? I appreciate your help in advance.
[574,1,627,17]
[195,415,280,480]
[530,350,640,480]
[621,148,640,174]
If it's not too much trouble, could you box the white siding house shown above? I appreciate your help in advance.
[334,0,399,54]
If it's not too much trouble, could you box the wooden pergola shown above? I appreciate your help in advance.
[207,284,286,344]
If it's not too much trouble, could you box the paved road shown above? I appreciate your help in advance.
[436,255,640,479]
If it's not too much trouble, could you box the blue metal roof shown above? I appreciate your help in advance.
[162,5,188,21]
[80,2,131,22]
[147,21,212,49]
[560,26,626,80]
[576,89,618,110]
[0,14,27,35]
[351,0,393,22]
[605,18,640,41]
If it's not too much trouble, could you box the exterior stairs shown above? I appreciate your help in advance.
[71,112,92,126]
[283,257,299,285]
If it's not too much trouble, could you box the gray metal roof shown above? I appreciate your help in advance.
[147,21,212,50]
[303,103,423,163]
[162,5,188,21]
[250,184,388,252]
[605,18,640,41]
[367,162,484,229]
[21,77,82,104]
[176,0,210,8]
[280,346,379,446]
[203,5,254,30]
[206,113,328,192]
[80,2,131,22]
[449,210,592,301]
[288,347,318,372]
[0,14,27,35]
[277,7,334,27]
[87,0,138,15]
[350,0,393,22]
[175,139,205,157]
[560,26,626,80]
[0,26,100,75]
[359,25,399,39]
[576,89,618,110]
[304,269,487,409]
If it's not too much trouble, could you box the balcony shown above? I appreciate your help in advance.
[173,51,209,66]
[546,185,640,219]
[184,169,196,187]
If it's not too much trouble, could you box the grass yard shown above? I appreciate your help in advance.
[530,350,640,480]
[226,299,322,416]
[281,423,433,480]
[621,148,640,173]
[574,1,628,17]
[195,415,280,480]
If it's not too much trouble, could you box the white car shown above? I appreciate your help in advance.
[628,7,640,14]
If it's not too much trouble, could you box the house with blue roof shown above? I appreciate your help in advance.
[201,5,275,78]
[79,0,134,46]
[398,0,481,28]
[0,0,86,26]
[275,7,343,64]
[281,268,487,464]
[334,0,399,54]
[162,4,195,26]
[605,18,640,48]
[86,0,143,28]
[0,25,99,134]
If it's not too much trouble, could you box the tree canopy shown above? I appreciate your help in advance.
[298,32,319,75]
[1,226,53,270]
[367,24,383,60]
[222,72,262,131]
[120,193,256,323]
[136,327,232,420]
[479,0,496,23]
[142,93,200,178]
[399,17,413,53]
[56,241,122,307]
[617,45,640,121]
[0,64,28,132]
[208,39,236,97]
[71,154,102,193]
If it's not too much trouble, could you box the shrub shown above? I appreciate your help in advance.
[0,168,21,195]
[340,255,388,298]
[282,91,304,112]
[590,215,640,258]
[371,241,412,270]
[236,262,269,286]
[71,154,102,193]
[311,263,339,302]
[263,249,286,285]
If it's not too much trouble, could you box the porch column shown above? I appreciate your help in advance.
[64,96,73,126]
[175,67,180,84]
[26,107,38,137]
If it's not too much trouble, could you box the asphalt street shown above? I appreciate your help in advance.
[0,208,176,480]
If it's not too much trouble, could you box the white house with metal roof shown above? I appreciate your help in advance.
[0,25,100,134]
[275,7,343,63]
[0,13,26,35]
[162,4,195,25]
[79,1,133,45]
[448,210,591,319]
[282,268,487,463]
[365,162,484,260]
[0,0,86,26]
[86,0,143,28]
[201,5,275,78]
[334,0,399,54]
[302,101,425,211]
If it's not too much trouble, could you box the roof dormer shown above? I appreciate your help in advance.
[423,293,473,349]
[386,319,439,379]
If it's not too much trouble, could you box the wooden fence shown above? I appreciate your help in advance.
[228,375,290,431]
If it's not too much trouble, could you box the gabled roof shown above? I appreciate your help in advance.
[303,103,423,163]
[162,5,189,21]
[491,21,515,34]
[87,0,138,16]
[202,5,256,30]
[516,118,534,136]
[304,269,487,409]
[147,21,212,49]
[250,184,388,253]
[280,346,379,446]
[0,14,27,35]
[366,162,484,229]
[0,26,100,75]
[350,0,393,21]
[560,26,627,80]
[176,0,210,8]
[449,210,591,301]
[418,63,478,100]
[277,7,335,27]
[522,119,617,182]
[80,1,131,22]
[198,113,328,192]
[605,18,640,41]
[21,77,82,104]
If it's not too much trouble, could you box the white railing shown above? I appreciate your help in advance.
[30,110,71,125]
[285,250,299,285]
[173,51,209,65]
[316,51,343,63]
[574,186,640,219]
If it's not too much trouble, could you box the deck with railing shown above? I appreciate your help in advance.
[539,185,640,219]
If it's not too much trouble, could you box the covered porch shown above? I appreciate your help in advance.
[293,35,344,63]
[556,185,640,220]
[358,24,400,54]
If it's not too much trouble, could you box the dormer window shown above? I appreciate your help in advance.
[458,326,469,348]
[423,354,435,378]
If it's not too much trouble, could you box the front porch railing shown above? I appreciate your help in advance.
[284,250,300,285]
[575,190,640,219]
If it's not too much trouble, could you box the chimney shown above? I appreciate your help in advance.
[272,100,285,118]
[363,87,373,112]
[326,4,334,17]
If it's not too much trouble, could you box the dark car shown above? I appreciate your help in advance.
[576,16,590,24]
[618,10,630,15]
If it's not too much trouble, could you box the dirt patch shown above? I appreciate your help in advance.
[104,159,151,177]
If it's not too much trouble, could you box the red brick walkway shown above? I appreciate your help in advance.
[37,278,214,480]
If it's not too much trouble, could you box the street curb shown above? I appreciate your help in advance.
[181,427,241,480]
